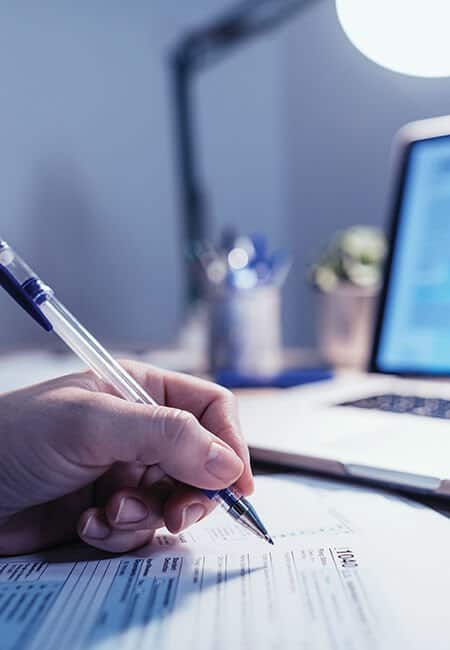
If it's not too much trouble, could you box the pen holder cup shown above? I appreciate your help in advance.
[207,285,282,375]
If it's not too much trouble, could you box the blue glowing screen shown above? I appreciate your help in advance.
[378,136,450,373]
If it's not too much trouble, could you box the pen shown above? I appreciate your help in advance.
[0,239,273,545]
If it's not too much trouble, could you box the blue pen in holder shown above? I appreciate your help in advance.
[200,232,290,376]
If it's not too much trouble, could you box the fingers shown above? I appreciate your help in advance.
[163,487,215,534]
[91,360,254,495]
[102,483,215,534]
[78,482,217,553]
[105,487,166,530]
[197,391,253,496]
[123,361,253,494]
[78,508,154,553]
[73,394,244,491]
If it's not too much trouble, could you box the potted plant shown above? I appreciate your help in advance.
[310,226,387,368]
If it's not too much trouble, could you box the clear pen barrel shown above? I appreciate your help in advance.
[39,296,156,405]
[0,240,155,407]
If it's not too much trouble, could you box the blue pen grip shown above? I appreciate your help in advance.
[203,488,237,507]
[203,489,220,499]
[0,265,53,332]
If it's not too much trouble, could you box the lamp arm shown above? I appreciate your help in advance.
[170,0,320,306]
[171,59,206,304]
[174,0,318,71]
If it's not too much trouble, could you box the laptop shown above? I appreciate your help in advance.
[240,115,450,497]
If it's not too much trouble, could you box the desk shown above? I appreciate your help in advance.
[1,350,450,648]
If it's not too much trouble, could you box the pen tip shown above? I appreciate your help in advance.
[266,535,274,545]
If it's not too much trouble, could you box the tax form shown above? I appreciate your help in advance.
[1,474,449,650]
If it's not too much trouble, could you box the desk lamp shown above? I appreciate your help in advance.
[171,0,450,307]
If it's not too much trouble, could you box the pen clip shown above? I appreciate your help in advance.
[0,265,53,332]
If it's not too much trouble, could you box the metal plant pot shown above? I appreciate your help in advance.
[316,284,379,369]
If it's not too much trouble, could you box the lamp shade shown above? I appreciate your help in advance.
[336,0,450,78]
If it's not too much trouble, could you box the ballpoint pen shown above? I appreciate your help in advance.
[0,239,273,545]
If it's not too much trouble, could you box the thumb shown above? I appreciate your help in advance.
[80,394,245,490]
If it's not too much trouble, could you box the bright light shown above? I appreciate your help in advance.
[206,259,227,285]
[336,0,450,78]
[228,247,249,270]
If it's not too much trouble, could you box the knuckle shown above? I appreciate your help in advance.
[216,385,234,402]
[224,389,238,412]
[117,358,157,378]
[72,369,98,390]
[161,408,196,451]
[79,372,108,394]
[212,384,237,413]
[116,357,136,372]
[202,379,233,401]
[67,395,99,433]
[67,393,114,441]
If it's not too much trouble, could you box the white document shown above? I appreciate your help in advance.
[0,474,449,650]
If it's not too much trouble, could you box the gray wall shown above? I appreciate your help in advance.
[2,0,450,352]
[0,0,285,350]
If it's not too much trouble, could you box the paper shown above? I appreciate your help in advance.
[1,474,449,650]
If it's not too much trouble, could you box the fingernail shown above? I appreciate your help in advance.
[205,442,243,481]
[115,497,148,524]
[81,514,110,540]
[181,503,206,530]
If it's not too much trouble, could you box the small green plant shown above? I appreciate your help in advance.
[311,225,387,292]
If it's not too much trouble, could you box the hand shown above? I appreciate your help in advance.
[0,360,253,555]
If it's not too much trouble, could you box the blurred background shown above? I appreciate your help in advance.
[3,0,450,354]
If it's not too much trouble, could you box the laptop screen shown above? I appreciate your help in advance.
[376,134,450,374]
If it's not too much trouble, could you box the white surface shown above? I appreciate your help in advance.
[2,473,450,649]
[239,373,450,490]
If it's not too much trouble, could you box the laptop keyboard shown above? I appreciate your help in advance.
[339,394,450,420]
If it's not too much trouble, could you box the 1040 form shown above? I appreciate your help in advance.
[0,474,449,650]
